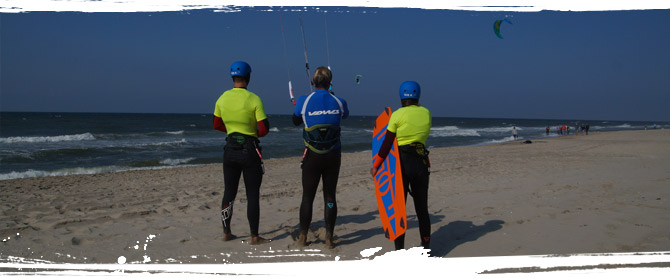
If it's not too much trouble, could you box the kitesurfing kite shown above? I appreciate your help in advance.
[493,19,512,39]
[355,74,363,84]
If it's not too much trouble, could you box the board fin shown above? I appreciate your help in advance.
[384,107,392,116]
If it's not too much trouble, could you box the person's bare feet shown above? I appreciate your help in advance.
[296,233,307,247]
[325,237,335,249]
[250,236,269,245]
[223,233,237,241]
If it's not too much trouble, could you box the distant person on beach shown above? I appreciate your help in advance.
[546,126,550,136]
[585,123,590,135]
[292,66,349,249]
[512,126,518,141]
[581,123,585,135]
[213,61,270,245]
[370,81,432,250]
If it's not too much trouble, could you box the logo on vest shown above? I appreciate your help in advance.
[308,109,340,116]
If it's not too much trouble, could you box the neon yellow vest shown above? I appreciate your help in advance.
[387,105,431,146]
[213,88,267,137]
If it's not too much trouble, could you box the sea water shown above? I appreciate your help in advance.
[0,112,664,180]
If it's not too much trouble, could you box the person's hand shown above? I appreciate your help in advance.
[370,167,376,177]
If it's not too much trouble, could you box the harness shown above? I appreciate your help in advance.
[398,142,429,157]
[301,92,344,154]
[303,124,341,154]
[225,132,264,173]
[398,142,431,168]
[225,133,259,150]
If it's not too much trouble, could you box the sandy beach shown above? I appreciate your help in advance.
[1,129,669,264]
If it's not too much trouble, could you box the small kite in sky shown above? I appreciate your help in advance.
[493,19,512,39]
[355,74,363,84]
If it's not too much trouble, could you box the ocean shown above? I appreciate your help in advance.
[0,112,665,180]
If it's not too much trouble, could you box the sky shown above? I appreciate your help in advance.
[1,2,669,121]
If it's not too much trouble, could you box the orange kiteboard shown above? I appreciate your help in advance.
[371,107,407,241]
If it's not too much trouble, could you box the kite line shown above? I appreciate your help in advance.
[324,11,331,71]
[324,11,335,93]
[298,13,314,94]
[278,8,296,105]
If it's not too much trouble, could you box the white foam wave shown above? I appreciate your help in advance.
[269,127,280,132]
[430,126,524,137]
[484,136,517,145]
[478,126,521,133]
[0,133,95,144]
[592,124,633,130]
[0,166,130,180]
[0,164,200,181]
[165,130,184,135]
[431,126,480,137]
[431,126,459,131]
[160,157,195,166]
[135,139,187,147]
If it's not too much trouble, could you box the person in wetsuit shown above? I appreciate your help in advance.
[292,66,349,249]
[370,81,432,250]
[213,61,270,245]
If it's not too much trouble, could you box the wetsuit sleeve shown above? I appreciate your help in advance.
[293,96,305,117]
[292,114,303,126]
[253,94,268,122]
[372,131,396,170]
[340,98,349,119]
[213,116,227,133]
[292,95,305,126]
[257,119,270,137]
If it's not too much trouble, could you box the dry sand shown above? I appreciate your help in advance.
[1,129,669,264]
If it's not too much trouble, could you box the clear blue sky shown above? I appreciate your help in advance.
[2,8,669,121]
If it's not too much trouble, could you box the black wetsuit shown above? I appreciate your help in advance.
[220,133,264,237]
[377,133,431,250]
[397,143,431,250]
[213,85,269,239]
[291,89,349,240]
[299,147,341,238]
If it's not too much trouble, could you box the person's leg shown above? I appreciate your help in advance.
[394,168,411,250]
[221,152,242,240]
[410,170,431,249]
[298,150,322,246]
[394,150,431,250]
[242,150,266,244]
[321,151,341,248]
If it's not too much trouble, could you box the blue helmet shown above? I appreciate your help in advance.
[230,61,251,77]
[399,81,421,100]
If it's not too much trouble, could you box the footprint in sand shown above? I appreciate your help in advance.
[70,236,93,245]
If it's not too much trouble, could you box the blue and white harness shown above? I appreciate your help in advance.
[299,91,345,154]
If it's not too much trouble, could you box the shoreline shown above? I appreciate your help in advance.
[1,127,656,181]
[1,129,669,264]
